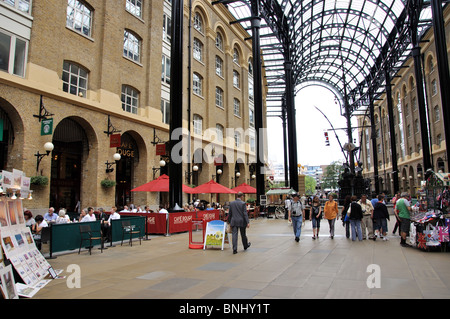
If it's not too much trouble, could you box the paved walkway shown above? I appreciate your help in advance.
[34,217,450,299]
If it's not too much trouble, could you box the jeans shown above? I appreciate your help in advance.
[291,216,303,239]
[327,219,336,237]
[350,219,362,241]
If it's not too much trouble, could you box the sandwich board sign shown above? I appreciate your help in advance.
[203,220,228,250]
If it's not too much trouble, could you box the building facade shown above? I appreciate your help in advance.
[0,0,266,214]
[358,5,450,196]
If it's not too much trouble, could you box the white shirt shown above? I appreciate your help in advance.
[81,214,96,222]
[108,212,121,223]
[159,208,169,214]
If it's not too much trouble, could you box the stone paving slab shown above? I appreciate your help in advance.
[33,217,450,300]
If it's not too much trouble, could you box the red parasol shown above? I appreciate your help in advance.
[131,174,194,193]
[190,179,237,194]
[232,182,257,194]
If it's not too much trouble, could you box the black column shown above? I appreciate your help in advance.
[385,71,399,194]
[408,1,433,171]
[285,61,299,192]
[250,0,265,202]
[282,102,289,187]
[430,0,450,169]
[369,95,380,194]
[169,0,184,210]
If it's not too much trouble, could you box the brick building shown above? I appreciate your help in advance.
[0,0,266,214]
[357,5,450,196]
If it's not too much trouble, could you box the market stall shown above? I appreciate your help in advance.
[409,170,450,251]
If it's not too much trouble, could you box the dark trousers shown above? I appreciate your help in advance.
[232,226,249,252]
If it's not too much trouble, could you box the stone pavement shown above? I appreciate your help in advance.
[33,217,450,299]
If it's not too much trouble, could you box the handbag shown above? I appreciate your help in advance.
[226,223,231,233]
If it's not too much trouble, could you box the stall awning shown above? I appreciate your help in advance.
[266,188,297,195]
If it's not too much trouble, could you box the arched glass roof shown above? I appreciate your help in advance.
[221,0,433,116]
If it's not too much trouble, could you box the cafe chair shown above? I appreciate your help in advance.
[120,220,142,247]
[79,224,104,255]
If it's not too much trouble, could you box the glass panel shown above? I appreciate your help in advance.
[13,38,26,76]
[0,33,11,72]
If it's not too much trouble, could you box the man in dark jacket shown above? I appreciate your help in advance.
[228,192,251,254]
[348,195,363,241]
[373,194,390,241]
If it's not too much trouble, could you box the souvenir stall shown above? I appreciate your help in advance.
[0,169,57,299]
[409,170,450,251]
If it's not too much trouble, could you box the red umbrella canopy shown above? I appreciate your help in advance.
[190,179,237,194]
[131,174,194,193]
[232,182,256,194]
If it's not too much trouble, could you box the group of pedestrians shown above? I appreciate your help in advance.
[341,194,391,241]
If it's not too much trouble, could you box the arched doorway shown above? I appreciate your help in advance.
[50,118,89,214]
[115,132,139,208]
[0,107,14,170]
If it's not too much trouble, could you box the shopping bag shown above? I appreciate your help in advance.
[438,226,449,242]
[424,224,440,246]
[409,222,416,246]
[417,232,427,250]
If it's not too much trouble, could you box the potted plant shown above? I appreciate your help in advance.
[100,179,116,188]
[30,175,49,186]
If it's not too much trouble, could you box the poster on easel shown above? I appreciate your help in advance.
[203,220,228,250]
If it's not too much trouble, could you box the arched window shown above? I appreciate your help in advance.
[193,73,203,96]
[193,38,203,62]
[121,85,139,114]
[193,12,204,33]
[215,32,223,51]
[123,30,141,63]
[62,61,88,97]
[66,0,93,37]
[233,48,240,65]
[215,87,224,108]
[193,114,203,135]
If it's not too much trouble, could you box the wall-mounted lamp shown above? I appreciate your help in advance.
[105,153,121,173]
[35,142,54,172]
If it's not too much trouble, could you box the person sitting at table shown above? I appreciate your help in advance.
[44,207,58,223]
[24,210,35,228]
[159,205,169,214]
[102,207,120,242]
[120,205,130,213]
[32,215,48,250]
[80,207,96,222]
[55,209,70,224]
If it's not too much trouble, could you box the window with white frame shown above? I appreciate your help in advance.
[66,0,92,37]
[193,12,203,33]
[431,79,437,96]
[161,54,170,84]
[434,105,440,122]
[233,48,240,65]
[215,56,223,77]
[121,85,139,114]
[250,136,255,152]
[216,124,224,143]
[3,0,31,14]
[163,14,171,42]
[62,61,88,97]
[123,30,141,63]
[126,0,142,18]
[249,107,254,127]
[215,87,224,108]
[0,31,27,77]
[233,98,240,116]
[161,99,170,124]
[193,38,203,62]
[234,131,241,148]
[193,73,202,96]
[193,114,202,135]
[215,32,223,51]
[233,70,240,88]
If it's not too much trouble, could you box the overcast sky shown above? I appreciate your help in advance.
[267,86,359,167]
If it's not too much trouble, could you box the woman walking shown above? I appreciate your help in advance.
[341,195,351,238]
[324,194,339,239]
[310,196,322,239]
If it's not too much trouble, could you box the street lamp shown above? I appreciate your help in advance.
[35,142,54,172]
[105,153,121,173]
